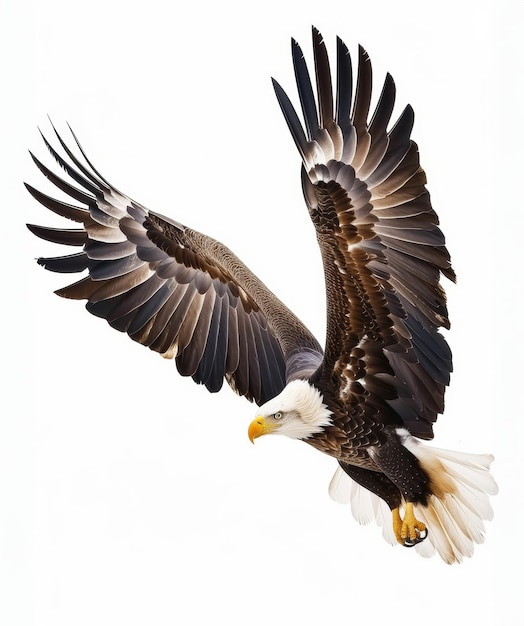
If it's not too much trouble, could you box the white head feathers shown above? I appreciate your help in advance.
[257,379,333,440]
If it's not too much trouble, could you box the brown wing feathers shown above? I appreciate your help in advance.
[26,124,321,404]
[273,28,454,438]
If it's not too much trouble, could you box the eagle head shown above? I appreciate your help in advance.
[248,379,332,442]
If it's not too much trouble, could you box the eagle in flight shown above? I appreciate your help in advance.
[27,28,497,564]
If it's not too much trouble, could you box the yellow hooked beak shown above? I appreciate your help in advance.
[248,416,277,443]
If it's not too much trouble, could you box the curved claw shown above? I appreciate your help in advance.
[402,527,428,547]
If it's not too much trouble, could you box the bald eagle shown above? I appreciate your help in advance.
[27,28,496,564]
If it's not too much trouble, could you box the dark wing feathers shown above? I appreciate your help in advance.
[26,224,88,247]
[35,251,91,274]
[273,28,454,438]
[272,78,309,164]
[313,30,334,126]
[27,125,322,404]
[335,37,352,126]
[28,31,454,437]
[292,38,319,141]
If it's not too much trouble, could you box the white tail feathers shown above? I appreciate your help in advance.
[329,436,498,564]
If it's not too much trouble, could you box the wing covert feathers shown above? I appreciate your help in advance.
[274,28,455,438]
[27,124,323,405]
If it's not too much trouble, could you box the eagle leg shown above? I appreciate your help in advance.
[392,503,427,547]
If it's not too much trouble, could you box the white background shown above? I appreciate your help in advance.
[2,0,523,624]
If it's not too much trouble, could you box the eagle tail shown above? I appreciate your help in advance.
[403,436,498,564]
[329,436,498,564]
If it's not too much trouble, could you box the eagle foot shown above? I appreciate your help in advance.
[402,528,428,547]
[392,503,428,548]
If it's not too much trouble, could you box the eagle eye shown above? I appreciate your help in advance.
[274,412,283,420]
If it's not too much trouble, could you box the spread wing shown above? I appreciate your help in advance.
[273,29,455,438]
[26,125,323,405]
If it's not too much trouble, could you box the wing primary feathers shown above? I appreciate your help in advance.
[26,156,95,207]
[37,252,90,273]
[291,37,318,140]
[368,72,396,137]
[312,27,334,127]
[38,130,103,199]
[271,78,309,164]
[387,104,415,148]
[347,45,373,169]
[27,224,88,246]
[352,45,373,127]
[335,36,352,126]
[65,122,117,190]
[48,122,112,195]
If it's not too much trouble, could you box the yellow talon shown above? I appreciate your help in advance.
[392,503,427,547]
